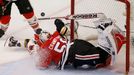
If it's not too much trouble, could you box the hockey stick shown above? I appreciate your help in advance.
[74,21,97,29]
[38,13,106,20]
[38,16,67,20]
[67,21,97,29]
[79,25,97,29]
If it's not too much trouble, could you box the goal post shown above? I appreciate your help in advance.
[70,0,75,41]
[70,0,131,74]
[36,0,131,74]
[123,0,131,74]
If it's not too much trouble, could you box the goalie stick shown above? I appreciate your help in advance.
[65,21,97,30]
[75,21,97,29]
[38,13,106,20]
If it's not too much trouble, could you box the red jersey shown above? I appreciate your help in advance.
[0,0,3,5]
[34,31,67,68]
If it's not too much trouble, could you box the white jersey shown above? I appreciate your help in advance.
[97,24,125,65]
[97,25,116,66]
[97,33,111,53]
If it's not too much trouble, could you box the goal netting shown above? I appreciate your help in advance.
[36,0,133,74]
[69,0,132,74]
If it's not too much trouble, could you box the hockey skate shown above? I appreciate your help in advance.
[4,36,21,47]
[0,29,5,38]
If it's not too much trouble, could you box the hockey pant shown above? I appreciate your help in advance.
[67,39,111,69]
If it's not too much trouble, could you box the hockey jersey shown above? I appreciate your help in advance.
[0,0,3,5]
[34,31,68,68]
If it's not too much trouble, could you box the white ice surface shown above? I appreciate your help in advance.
[0,44,134,75]
[0,0,134,75]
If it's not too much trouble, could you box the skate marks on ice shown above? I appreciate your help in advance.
[0,40,29,65]
[0,56,120,75]
[0,56,130,75]
[0,41,134,75]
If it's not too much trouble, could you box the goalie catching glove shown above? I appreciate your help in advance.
[54,19,78,39]
[54,19,68,36]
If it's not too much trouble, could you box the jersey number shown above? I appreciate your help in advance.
[49,38,67,53]
[54,42,66,53]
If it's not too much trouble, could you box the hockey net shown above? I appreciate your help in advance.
[37,0,133,74]
[69,0,132,74]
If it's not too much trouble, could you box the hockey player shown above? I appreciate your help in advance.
[6,19,78,69]
[66,18,126,69]
[0,0,42,38]
[7,18,126,70]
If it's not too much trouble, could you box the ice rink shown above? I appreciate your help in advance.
[0,0,134,75]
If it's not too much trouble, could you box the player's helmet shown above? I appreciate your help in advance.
[54,19,65,33]
[60,26,68,36]
[54,19,69,36]
[39,31,51,42]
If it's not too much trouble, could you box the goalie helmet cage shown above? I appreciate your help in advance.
[70,0,130,74]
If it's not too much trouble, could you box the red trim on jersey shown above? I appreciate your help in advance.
[75,54,99,60]
[0,0,3,5]
[31,23,39,29]
[22,11,34,19]
[111,31,126,53]
[115,33,126,53]
[1,15,11,24]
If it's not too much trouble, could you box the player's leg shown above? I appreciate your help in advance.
[0,1,12,38]
[14,0,42,34]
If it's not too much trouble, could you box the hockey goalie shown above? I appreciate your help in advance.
[6,18,126,70]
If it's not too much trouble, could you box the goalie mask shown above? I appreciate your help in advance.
[60,26,68,36]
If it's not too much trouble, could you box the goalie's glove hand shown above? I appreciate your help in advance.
[54,19,65,33]
[54,19,68,36]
